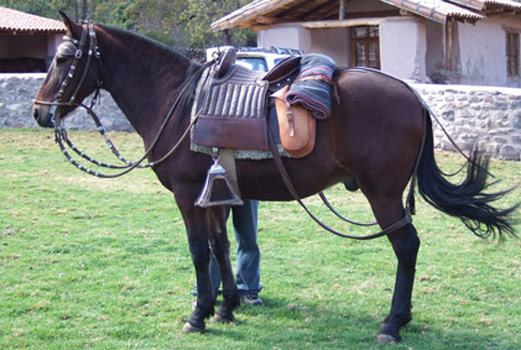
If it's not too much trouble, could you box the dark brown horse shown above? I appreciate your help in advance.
[33,13,516,343]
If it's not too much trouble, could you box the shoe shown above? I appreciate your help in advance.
[240,292,263,306]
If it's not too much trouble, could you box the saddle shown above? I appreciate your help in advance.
[192,48,302,150]
[191,49,319,207]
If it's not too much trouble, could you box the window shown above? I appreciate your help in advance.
[506,31,520,77]
[351,26,380,69]
[237,57,268,72]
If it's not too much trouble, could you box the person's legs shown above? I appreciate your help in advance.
[232,200,262,305]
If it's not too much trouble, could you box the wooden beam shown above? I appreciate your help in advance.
[299,16,411,28]
[255,15,277,24]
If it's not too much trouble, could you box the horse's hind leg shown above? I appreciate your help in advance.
[361,192,420,343]
[380,223,420,343]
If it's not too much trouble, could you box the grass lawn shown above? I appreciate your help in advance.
[1,128,520,350]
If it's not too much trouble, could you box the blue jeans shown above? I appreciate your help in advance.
[196,200,262,295]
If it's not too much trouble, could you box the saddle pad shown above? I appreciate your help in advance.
[192,64,269,150]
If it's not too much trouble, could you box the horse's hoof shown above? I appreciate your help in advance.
[210,314,234,324]
[181,322,204,334]
[376,333,399,344]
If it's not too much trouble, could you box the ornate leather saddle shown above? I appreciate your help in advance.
[191,48,301,151]
[191,49,334,208]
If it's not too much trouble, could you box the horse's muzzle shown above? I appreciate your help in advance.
[32,104,54,128]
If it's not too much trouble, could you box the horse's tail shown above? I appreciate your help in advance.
[416,111,518,239]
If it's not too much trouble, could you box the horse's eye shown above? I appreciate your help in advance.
[56,56,69,64]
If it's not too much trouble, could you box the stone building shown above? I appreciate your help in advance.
[0,6,65,72]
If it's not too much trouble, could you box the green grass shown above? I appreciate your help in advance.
[1,128,520,350]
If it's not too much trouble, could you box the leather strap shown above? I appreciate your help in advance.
[218,148,240,197]
[267,130,413,240]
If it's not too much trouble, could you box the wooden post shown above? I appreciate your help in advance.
[339,0,346,20]
[446,18,453,71]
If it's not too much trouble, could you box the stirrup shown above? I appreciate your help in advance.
[195,156,243,208]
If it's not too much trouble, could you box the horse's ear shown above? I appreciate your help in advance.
[59,11,81,38]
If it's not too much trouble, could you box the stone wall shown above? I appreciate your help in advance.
[0,73,133,132]
[412,83,521,161]
[1,73,520,160]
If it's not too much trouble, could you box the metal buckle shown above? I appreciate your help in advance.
[75,49,83,59]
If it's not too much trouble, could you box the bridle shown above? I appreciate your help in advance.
[34,22,102,123]
[34,21,207,178]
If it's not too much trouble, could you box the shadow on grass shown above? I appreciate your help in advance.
[184,295,519,350]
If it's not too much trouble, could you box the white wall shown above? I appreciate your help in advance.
[380,17,427,82]
[46,33,63,67]
[457,16,521,87]
[425,20,445,83]
[310,28,350,66]
[257,25,311,53]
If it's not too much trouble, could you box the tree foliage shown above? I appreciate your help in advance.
[0,0,255,48]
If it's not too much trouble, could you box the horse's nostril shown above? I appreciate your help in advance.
[33,108,40,121]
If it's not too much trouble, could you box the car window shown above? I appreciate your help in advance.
[274,58,285,66]
[237,57,268,72]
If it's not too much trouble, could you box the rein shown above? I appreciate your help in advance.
[34,21,207,178]
[267,131,415,240]
[53,67,204,178]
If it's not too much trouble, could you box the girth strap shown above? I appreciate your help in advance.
[267,130,413,240]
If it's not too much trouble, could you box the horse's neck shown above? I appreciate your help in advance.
[99,28,193,140]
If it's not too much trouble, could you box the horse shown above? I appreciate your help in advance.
[32,13,516,343]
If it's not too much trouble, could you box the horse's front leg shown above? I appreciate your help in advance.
[175,197,238,333]
[183,232,214,333]
[175,199,222,332]
[208,220,241,323]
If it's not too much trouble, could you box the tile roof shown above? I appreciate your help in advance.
[0,6,66,33]
[380,0,486,23]
[211,0,521,29]
[446,0,521,11]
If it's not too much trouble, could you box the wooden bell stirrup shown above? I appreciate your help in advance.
[194,148,244,208]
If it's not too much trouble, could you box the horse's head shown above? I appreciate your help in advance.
[33,12,102,128]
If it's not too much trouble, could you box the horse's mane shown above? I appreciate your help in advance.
[97,23,200,72]
[97,24,204,126]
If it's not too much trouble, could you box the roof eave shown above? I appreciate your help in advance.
[211,0,488,30]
